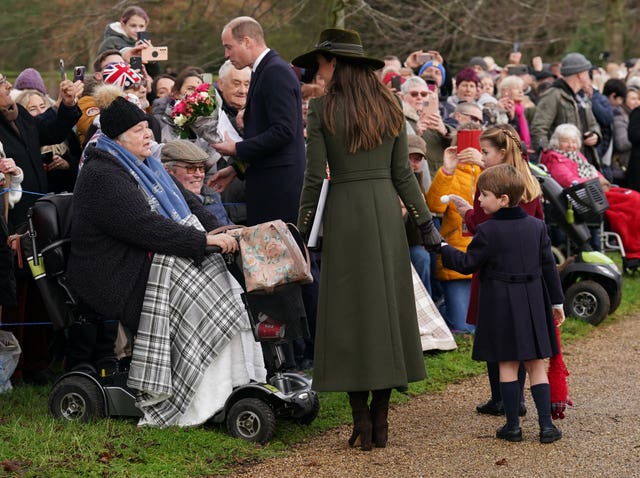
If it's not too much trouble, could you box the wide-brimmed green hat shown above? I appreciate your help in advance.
[291,28,384,71]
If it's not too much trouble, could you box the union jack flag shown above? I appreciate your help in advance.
[102,62,142,89]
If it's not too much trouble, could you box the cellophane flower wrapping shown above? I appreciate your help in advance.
[171,83,221,142]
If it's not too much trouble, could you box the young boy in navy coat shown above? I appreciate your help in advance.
[440,164,565,444]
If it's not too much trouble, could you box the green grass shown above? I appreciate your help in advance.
[1,260,639,477]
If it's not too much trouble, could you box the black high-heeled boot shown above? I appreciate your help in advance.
[347,391,372,451]
[370,388,391,448]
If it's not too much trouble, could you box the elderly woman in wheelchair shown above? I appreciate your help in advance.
[64,97,265,427]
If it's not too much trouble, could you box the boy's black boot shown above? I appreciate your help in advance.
[496,380,522,442]
[531,383,562,443]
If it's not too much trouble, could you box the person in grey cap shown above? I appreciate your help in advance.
[161,139,233,226]
[530,52,601,166]
[67,96,265,426]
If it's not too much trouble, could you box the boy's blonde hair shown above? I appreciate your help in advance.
[477,163,525,207]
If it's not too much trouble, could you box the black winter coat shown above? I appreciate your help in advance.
[0,103,81,230]
[67,146,220,328]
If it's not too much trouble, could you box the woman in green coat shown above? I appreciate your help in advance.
[293,29,442,451]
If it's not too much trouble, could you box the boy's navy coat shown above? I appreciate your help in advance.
[441,206,562,361]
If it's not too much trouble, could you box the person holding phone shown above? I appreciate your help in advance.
[97,6,160,78]
[15,89,81,193]
[97,6,150,54]
[0,70,82,384]
[425,122,484,334]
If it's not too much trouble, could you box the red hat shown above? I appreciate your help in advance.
[382,72,404,86]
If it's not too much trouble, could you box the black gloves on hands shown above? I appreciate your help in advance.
[418,220,443,252]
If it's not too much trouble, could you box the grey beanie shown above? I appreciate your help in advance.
[468,56,488,71]
[560,53,592,77]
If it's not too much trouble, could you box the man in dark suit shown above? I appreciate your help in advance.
[209,16,305,226]
[210,17,316,372]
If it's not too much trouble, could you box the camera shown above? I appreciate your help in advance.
[141,46,168,62]
[73,66,85,82]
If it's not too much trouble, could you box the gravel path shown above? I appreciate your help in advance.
[228,315,640,477]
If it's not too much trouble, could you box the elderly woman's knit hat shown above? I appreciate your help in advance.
[418,61,446,86]
[100,96,147,139]
[14,68,47,95]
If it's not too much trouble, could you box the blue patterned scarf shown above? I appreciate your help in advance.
[96,135,190,221]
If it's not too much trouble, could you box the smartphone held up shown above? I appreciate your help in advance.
[73,66,85,83]
[59,59,65,81]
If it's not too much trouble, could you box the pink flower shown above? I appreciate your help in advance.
[195,82,211,93]
[172,100,186,116]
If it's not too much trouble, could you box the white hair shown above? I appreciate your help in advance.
[401,76,427,94]
[548,123,582,149]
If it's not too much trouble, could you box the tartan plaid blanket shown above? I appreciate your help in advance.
[411,265,457,352]
[127,214,264,427]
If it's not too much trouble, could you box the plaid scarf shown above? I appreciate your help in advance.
[555,149,598,180]
[96,135,190,221]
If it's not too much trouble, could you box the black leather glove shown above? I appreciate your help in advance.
[418,220,443,252]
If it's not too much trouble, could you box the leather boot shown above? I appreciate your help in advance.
[347,391,372,451]
[370,388,391,448]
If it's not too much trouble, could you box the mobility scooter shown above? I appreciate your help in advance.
[23,192,318,443]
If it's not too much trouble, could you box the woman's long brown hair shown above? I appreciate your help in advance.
[322,56,404,153]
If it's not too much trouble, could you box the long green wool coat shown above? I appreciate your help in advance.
[298,97,433,392]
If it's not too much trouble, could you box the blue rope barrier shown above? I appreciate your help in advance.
[0,319,120,327]
[0,188,47,197]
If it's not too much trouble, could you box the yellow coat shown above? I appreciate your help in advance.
[426,164,482,281]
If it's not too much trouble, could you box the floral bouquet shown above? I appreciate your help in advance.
[171,83,221,143]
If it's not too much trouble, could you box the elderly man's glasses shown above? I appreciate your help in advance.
[409,91,429,98]
[173,164,206,174]
[0,75,8,87]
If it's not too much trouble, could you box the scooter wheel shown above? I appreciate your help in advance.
[296,393,320,425]
[49,375,105,422]
[226,398,276,443]
[564,280,610,326]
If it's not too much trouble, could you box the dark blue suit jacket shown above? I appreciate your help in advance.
[236,50,305,225]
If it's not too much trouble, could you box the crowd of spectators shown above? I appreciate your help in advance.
[2,5,640,389]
